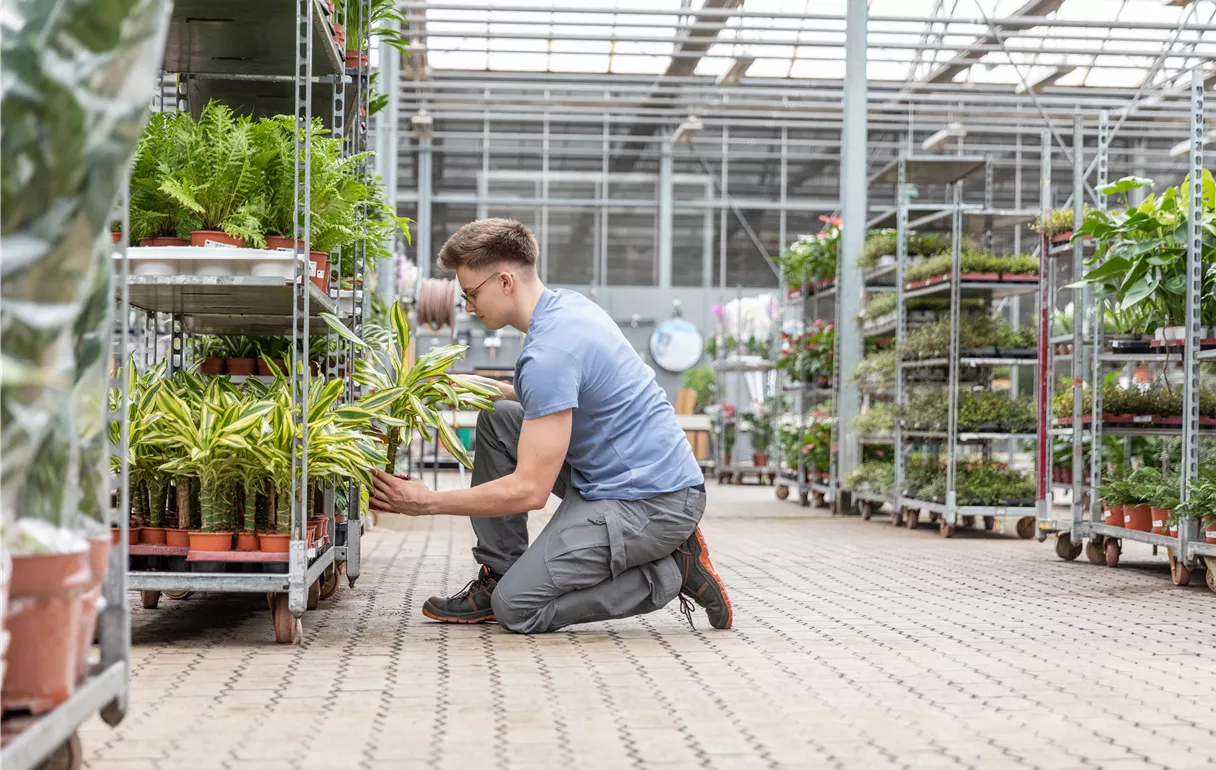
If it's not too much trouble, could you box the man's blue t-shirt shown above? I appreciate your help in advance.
[514,289,704,501]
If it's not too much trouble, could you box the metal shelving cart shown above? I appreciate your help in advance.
[873,153,1043,538]
[1044,76,1215,590]
[774,268,839,509]
[121,0,377,642]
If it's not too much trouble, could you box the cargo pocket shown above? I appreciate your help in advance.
[548,515,615,592]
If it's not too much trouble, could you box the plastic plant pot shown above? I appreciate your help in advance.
[226,358,258,376]
[259,534,291,553]
[1104,505,1124,528]
[235,532,259,551]
[189,532,234,552]
[200,358,226,375]
[190,230,244,248]
[1123,505,1152,532]
[165,529,191,548]
[138,236,189,247]
[1150,508,1170,535]
[77,536,110,680]
[140,527,167,545]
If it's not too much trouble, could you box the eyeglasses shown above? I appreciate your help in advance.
[460,271,503,305]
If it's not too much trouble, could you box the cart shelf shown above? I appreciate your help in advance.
[124,275,341,334]
[868,154,986,185]
[902,279,1040,301]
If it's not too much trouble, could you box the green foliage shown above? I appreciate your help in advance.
[896,315,1037,359]
[844,461,895,494]
[904,251,1040,283]
[858,230,951,268]
[680,366,716,412]
[781,217,840,284]
[901,390,949,431]
[956,390,1036,432]
[776,321,834,382]
[1071,172,1216,331]
[851,349,897,385]
[740,411,774,454]
[341,0,409,54]
[858,293,897,323]
[1029,206,1089,237]
[903,459,1034,504]
[851,402,895,436]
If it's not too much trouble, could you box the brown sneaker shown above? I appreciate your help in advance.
[422,565,499,624]
[675,527,732,629]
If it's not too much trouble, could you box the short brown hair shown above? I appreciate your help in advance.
[437,218,538,271]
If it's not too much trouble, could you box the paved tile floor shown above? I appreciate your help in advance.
[85,479,1216,770]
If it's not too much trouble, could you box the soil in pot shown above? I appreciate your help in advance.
[189,532,234,552]
[259,533,291,553]
[200,357,226,375]
[226,358,258,376]
[190,230,244,248]
[138,236,190,247]
[235,532,259,551]
[165,529,191,548]
[140,527,167,545]
[78,536,110,681]
[1123,504,1152,532]
[3,549,91,714]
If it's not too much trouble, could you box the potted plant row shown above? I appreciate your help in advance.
[126,104,408,287]
[858,230,949,271]
[1071,173,1216,345]
[903,251,1039,290]
[780,216,840,294]
[777,320,835,386]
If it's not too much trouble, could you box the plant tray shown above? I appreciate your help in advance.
[959,348,998,357]
[903,273,1038,290]
[1148,338,1216,349]
[995,348,1037,359]
[1109,339,1152,352]
[187,550,288,563]
[129,545,189,557]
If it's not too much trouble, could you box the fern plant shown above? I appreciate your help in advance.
[129,112,194,240]
[157,101,267,246]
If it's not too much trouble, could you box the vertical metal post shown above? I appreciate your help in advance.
[1069,112,1084,534]
[719,125,728,292]
[702,178,714,289]
[600,110,609,289]
[288,0,315,618]
[945,183,962,522]
[658,140,674,290]
[417,136,433,279]
[477,105,490,220]
[1180,68,1204,564]
[540,110,550,283]
[893,158,908,517]
[779,126,788,257]
[838,0,867,489]
[1035,130,1051,529]
[1089,116,1108,523]
[983,156,995,253]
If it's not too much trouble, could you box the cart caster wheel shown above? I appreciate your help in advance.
[962,515,975,529]
[307,579,321,611]
[1016,516,1036,540]
[775,485,790,500]
[905,509,920,529]
[1084,537,1106,565]
[1206,561,1216,594]
[812,492,825,508]
[860,501,873,521]
[1105,538,1120,568]
[140,591,160,610]
[319,566,340,601]
[1168,550,1192,587]
[731,473,743,485]
[1055,533,1083,561]
[983,516,995,531]
[272,594,301,644]
[163,590,193,600]
[799,490,810,507]
[37,731,82,770]
[892,508,905,528]
[929,512,940,525]
[939,520,955,538]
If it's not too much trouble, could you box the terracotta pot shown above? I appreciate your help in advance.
[259,533,291,553]
[345,50,369,68]
[190,230,244,248]
[1206,521,1216,543]
[165,529,191,548]
[264,235,304,251]
[235,532,260,551]
[77,537,110,681]
[307,526,318,548]
[1104,504,1124,528]
[724,453,732,468]
[3,549,91,715]
[335,513,346,523]
[1150,507,1170,535]
[110,231,122,244]
[128,527,141,546]
[1123,504,1152,532]
[752,453,769,468]
[200,357,226,375]
[309,251,330,290]
[226,358,258,376]
[309,517,328,538]
[962,272,1000,281]
[189,532,234,552]
[140,527,167,545]
[110,527,121,545]
[256,358,286,376]
[138,236,189,247]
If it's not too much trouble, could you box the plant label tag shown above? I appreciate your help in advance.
[275,246,296,252]
[203,239,239,248]
[1133,415,1152,423]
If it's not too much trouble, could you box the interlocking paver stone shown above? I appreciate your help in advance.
[81,480,1216,770]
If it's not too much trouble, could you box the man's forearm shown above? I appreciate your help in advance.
[424,473,547,517]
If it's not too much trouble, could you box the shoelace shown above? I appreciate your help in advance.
[676,544,696,630]
[452,574,493,601]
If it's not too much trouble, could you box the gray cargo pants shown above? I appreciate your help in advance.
[470,401,705,634]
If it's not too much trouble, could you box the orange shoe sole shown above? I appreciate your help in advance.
[421,606,497,624]
[692,527,733,630]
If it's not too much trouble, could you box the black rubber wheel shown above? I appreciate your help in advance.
[905,509,920,529]
[892,508,905,528]
[319,566,340,600]
[983,516,996,531]
[775,485,790,501]
[860,501,873,521]
[929,512,941,525]
[799,490,810,507]
[1016,516,1036,540]
[140,591,160,610]
[962,515,975,529]
[1085,537,1106,565]
[1054,533,1082,561]
[37,732,82,770]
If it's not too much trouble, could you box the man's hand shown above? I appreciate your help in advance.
[371,470,434,516]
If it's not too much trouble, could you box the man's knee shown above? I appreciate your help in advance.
[491,581,546,635]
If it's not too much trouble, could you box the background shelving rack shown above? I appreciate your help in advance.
[1042,76,1216,592]
[870,153,1043,538]
[711,286,778,486]
[121,0,377,642]
[774,266,839,509]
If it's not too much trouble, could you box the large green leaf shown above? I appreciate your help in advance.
[435,418,473,469]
